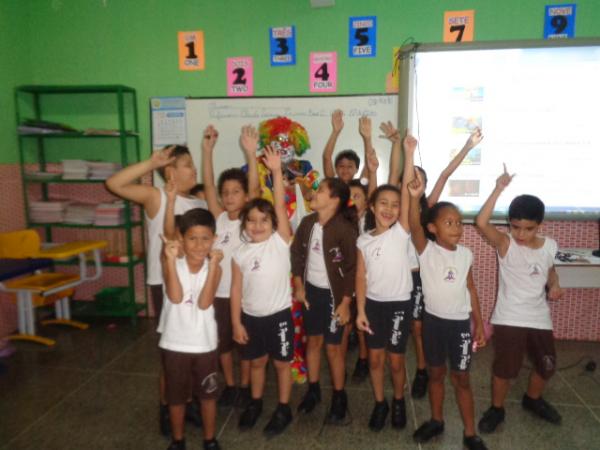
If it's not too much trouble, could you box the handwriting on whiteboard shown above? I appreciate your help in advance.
[207,103,386,120]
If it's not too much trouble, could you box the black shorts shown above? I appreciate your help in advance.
[150,284,164,321]
[303,282,344,345]
[423,311,472,372]
[214,297,234,354]
[410,271,424,321]
[240,308,294,362]
[365,299,413,354]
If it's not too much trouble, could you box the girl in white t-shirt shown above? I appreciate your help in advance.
[231,147,294,437]
[407,169,487,450]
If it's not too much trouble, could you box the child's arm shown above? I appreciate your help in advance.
[365,147,379,197]
[399,133,417,232]
[163,178,177,240]
[380,121,402,185]
[230,260,249,344]
[198,250,223,310]
[240,125,260,199]
[262,146,292,243]
[547,266,564,301]
[358,116,372,180]
[323,109,344,178]
[475,164,513,257]
[355,250,371,333]
[408,169,428,255]
[160,235,183,303]
[334,225,358,326]
[428,128,483,206]
[467,267,486,348]
[201,125,225,218]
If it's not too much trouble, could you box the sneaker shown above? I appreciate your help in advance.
[160,404,171,437]
[185,401,203,427]
[521,394,562,424]
[413,419,444,443]
[368,400,389,431]
[166,439,186,450]
[235,386,251,408]
[352,358,369,383]
[263,403,293,437]
[463,435,488,450]
[326,389,348,424]
[203,439,220,450]
[478,406,505,433]
[391,398,406,429]
[239,398,263,430]
[411,369,428,399]
[297,383,321,414]
[218,385,238,407]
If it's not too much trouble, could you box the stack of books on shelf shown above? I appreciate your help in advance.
[18,119,78,135]
[88,161,121,180]
[29,201,68,223]
[94,201,125,226]
[62,160,88,180]
[63,203,96,224]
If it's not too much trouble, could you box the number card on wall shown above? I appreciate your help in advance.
[178,31,205,71]
[443,10,475,43]
[227,57,254,97]
[310,52,337,93]
[270,26,296,66]
[349,16,377,58]
[544,4,576,39]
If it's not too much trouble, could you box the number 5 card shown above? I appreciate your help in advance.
[227,57,254,97]
[349,16,377,58]
[270,26,296,66]
[309,52,337,93]
[443,10,475,43]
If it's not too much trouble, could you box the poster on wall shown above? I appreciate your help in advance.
[178,31,205,71]
[150,97,187,150]
[443,10,475,43]
[227,57,254,97]
[270,26,296,66]
[349,16,377,58]
[309,52,337,93]
[544,4,576,39]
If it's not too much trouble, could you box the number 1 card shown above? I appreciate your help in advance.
[178,31,205,71]
[309,52,337,93]
[443,10,475,43]
[270,26,296,66]
[227,57,253,97]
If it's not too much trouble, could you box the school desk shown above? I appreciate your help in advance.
[554,248,600,288]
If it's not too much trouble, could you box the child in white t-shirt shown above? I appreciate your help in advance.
[159,208,223,450]
[231,146,294,437]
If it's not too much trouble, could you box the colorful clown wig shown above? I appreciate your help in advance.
[259,116,311,157]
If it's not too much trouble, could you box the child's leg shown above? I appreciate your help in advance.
[358,330,368,360]
[160,370,167,404]
[169,404,186,440]
[450,371,475,436]
[306,335,324,382]
[428,365,447,422]
[220,351,235,387]
[412,320,426,370]
[250,355,269,399]
[491,375,511,408]
[388,353,407,400]
[240,358,251,386]
[368,348,386,401]
[326,343,346,390]
[200,399,217,440]
[273,359,292,404]
[340,324,352,360]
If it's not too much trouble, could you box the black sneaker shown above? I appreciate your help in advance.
[203,439,220,450]
[391,398,406,429]
[235,386,251,408]
[160,404,171,437]
[166,439,186,450]
[218,385,238,407]
[326,389,348,424]
[521,394,562,424]
[413,419,444,443]
[352,358,369,383]
[411,369,428,399]
[368,400,389,431]
[239,398,263,430]
[463,434,488,450]
[185,401,202,428]
[263,403,293,437]
[478,406,505,433]
[297,383,321,414]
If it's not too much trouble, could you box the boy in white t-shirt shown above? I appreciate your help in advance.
[159,208,223,450]
[476,165,563,434]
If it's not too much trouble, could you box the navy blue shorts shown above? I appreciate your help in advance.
[240,308,294,362]
[365,298,413,354]
[423,311,472,372]
[303,282,345,345]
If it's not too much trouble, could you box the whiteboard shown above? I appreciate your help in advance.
[183,95,398,184]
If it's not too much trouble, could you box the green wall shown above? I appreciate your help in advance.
[2,0,599,163]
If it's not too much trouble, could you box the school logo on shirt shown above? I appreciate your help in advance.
[184,297,194,306]
[372,247,382,259]
[251,258,261,272]
[529,263,543,277]
[312,239,321,253]
[443,267,458,282]
[329,246,343,263]
[220,231,231,246]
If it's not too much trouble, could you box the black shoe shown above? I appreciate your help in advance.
[368,400,389,431]
[463,434,488,450]
[411,369,428,399]
[297,383,321,414]
[391,398,406,429]
[203,439,220,450]
[478,406,505,433]
[413,419,444,443]
[235,386,251,408]
[239,398,263,430]
[521,394,562,424]
[160,404,171,437]
[218,385,238,407]
[326,389,348,424]
[263,403,293,437]
[166,439,186,450]
[352,358,369,382]
[185,401,203,428]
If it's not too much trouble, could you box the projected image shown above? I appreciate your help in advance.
[450,147,481,165]
[451,116,482,134]
[451,86,484,103]
[448,180,480,197]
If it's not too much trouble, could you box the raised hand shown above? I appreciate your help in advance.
[403,131,418,154]
[202,125,219,151]
[240,124,259,156]
[366,149,379,173]
[165,176,177,201]
[160,234,181,260]
[496,163,515,190]
[359,116,372,140]
[465,127,483,149]
[408,168,425,198]
[151,146,176,169]
[379,121,401,143]
[331,109,344,133]
[262,145,282,172]
[209,249,224,266]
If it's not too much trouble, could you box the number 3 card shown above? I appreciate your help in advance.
[270,26,296,66]
[309,52,337,93]
[544,4,576,39]
[178,31,205,71]
[227,57,254,97]
[349,16,377,58]
[443,10,475,43]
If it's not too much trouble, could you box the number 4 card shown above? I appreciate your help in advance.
[349,16,377,58]
[443,10,475,43]
[544,4,576,39]
[270,26,296,66]
[310,52,337,93]
[227,57,253,97]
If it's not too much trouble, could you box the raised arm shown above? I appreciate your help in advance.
[201,125,224,218]
[399,133,417,232]
[380,121,402,185]
[358,116,372,179]
[230,260,248,345]
[408,169,428,254]
[160,235,183,303]
[323,109,344,178]
[365,146,379,197]
[475,163,513,257]
[240,125,260,199]
[198,250,223,310]
[428,128,483,206]
[262,146,292,242]
[467,267,486,348]
[163,177,178,240]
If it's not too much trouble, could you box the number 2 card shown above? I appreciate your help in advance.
[227,57,253,97]
[309,52,337,93]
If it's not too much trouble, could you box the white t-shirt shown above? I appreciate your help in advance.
[158,257,218,353]
[306,223,330,289]
[491,235,557,330]
[408,240,419,270]
[146,188,207,285]
[233,232,292,317]
[418,242,473,320]
[357,223,413,302]
[214,212,242,298]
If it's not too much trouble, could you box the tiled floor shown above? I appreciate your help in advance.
[1,319,599,450]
